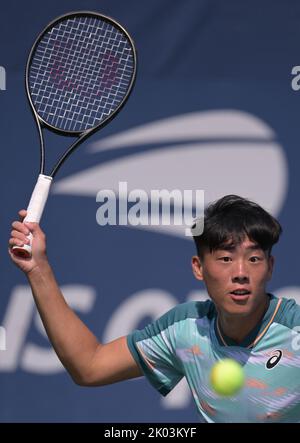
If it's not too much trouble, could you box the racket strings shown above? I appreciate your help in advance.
[29,15,135,132]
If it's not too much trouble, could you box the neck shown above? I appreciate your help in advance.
[217,294,270,345]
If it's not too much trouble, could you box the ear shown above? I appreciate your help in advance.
[267,255,274,281]
[191,255,204,281]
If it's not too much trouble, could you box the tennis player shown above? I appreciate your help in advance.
[8,195,300,422]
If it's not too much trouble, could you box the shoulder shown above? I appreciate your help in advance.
[128,299,215,345]
[276,296,300,330]
[141,299,215,337]
[127,299,215,350]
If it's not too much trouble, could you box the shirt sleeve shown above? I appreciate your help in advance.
[127,307,184,396]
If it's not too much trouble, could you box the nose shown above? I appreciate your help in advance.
[231,260,249,284]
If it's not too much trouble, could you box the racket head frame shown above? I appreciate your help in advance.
[25,10,137,176]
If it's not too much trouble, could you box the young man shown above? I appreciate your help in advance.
[9,195,300,422]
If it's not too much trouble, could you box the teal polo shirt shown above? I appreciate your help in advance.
[127,294,300,422]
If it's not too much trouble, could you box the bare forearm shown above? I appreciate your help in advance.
[26,262,101,383]
[10,215,141,387]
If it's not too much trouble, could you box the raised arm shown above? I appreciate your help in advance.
[8,210,142,386]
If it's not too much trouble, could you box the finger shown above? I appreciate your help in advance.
[11,221,30,235]
[10,230,30,243]
[18,210,27,222]
[9,237,25,247]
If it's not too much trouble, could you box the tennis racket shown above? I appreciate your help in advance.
[12,11,137,258]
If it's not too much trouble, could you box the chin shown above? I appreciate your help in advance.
[225,307,252,317]
[223,297,254,315]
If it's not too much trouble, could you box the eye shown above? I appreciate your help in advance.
[249,256,261,263]
[218,256,232,262]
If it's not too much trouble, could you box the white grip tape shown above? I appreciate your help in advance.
[12,174,52,257]
[16,232,33,256]
[24,174,53,223]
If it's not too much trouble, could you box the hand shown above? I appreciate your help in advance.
[8,209,48,274]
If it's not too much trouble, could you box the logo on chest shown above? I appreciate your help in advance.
[265,350,282,369]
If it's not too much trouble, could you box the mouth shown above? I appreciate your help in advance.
[229,289,251,302]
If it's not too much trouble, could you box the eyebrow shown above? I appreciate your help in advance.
[217,243,262,252]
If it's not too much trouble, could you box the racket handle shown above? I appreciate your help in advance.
[12,174,52,258]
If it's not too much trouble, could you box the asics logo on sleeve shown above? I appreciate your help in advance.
[266,350,282,369]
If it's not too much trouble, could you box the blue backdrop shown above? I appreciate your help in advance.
[1,0,300,422]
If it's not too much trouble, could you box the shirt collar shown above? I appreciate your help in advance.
[214,294,282,348]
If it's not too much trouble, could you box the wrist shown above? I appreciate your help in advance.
[26,259,52,279]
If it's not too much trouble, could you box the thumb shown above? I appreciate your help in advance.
[24,222,41,235]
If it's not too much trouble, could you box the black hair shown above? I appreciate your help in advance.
[192,195,282,258]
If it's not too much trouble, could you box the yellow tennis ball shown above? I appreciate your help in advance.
[210,358,245,396]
